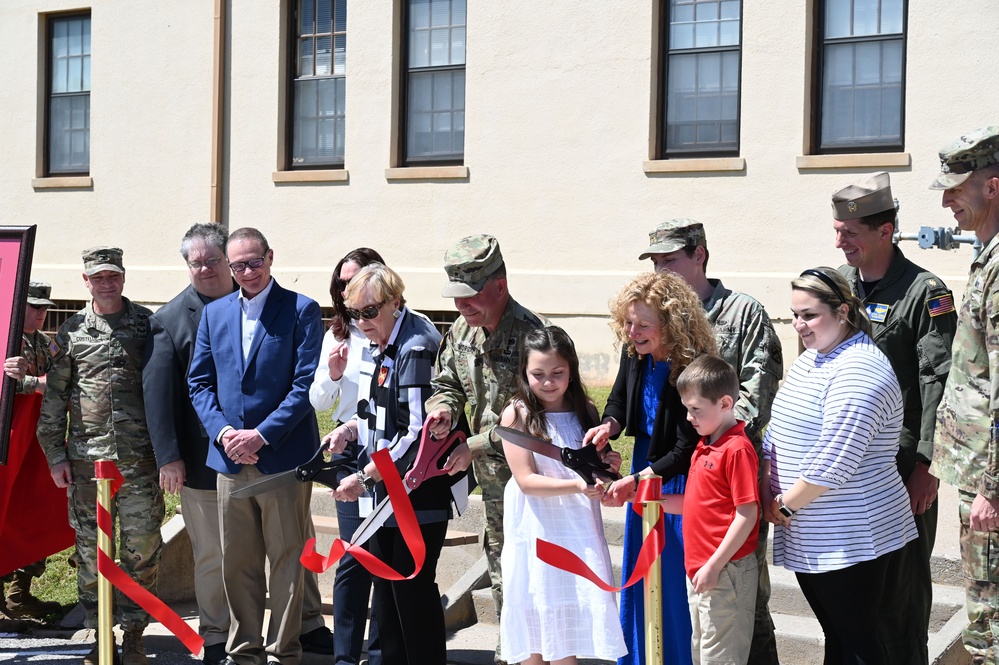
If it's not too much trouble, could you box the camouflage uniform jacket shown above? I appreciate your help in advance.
[426,297,548,456]
[703,279,783,446]
[934,233,999,498]
[37,297,153,467]
[16,329,55,394]
[840,248,956,480]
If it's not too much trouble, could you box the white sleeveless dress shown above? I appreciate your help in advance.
[499,411,628,663]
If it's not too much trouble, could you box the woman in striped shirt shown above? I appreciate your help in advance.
[762,267,917,664]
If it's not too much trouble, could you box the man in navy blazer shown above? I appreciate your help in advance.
[189,227,324,665]
[145,224,333,664]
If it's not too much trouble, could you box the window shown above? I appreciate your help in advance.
[815,0,905,152]
[290,0,346,168]
[403,0,466,164]
[661,0,742,157]
[47,14,91,175]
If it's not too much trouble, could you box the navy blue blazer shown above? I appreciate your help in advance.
[188,279,324,475]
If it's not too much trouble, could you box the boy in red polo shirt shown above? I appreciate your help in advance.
[661,354,760,664]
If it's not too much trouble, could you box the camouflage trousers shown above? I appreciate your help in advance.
[68,458,164,630]
[748,516,779,665]
[0,559,47,584]
[472,451,512,623]
[959,489,999,664]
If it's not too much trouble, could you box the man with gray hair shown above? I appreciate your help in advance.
[931,126,999,662]
[143,224,332,665]
[637,219,783,665]
[426,234,548,665]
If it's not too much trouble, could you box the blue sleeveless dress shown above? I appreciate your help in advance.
[617,356,693,665]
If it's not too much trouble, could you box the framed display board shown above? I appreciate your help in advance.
[0,226,37,465]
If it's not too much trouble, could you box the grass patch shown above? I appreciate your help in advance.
[29,485,182,615]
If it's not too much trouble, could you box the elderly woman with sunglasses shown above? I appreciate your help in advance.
[331,262,471,665]
[309,247,386,665]
[762,267,917,664]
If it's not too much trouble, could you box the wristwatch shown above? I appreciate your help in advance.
[356,470,376,492]
[776,494,795,518]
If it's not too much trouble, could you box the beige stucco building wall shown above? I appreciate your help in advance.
[2,1,997,383]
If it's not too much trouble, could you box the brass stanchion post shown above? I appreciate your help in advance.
[641,475,663,665]
[96,463,114,665]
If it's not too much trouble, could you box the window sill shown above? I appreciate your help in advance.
[32,176,93,189]
[272,170,348,183]
[643,157,745,174]
[384,165,469,181]
[796,153,911,169]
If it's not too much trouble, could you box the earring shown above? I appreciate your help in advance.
[393,309,402,319]
[839,320,845,325]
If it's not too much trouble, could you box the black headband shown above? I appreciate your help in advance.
[799,269,848,305]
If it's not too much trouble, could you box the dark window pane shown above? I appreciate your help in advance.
[820,32,903,149]
[317,0,333,34]
[292,77,346,165]
[290,0,345,168]
[49,94,90,173]
[300,0,315,36]
[405,0,465,163]
[664,0,740,156]
[407,69,464,160]
[48,15,91,174]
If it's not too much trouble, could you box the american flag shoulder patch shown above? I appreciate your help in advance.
[927,293,955,317]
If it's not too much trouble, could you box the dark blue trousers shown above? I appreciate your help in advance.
[334,497,381,665]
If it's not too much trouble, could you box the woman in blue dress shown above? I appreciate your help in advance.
[584,271,718,665]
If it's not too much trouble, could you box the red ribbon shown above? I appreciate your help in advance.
[300,448,426,580]
[536,476,665,591]
[94,461,204,657]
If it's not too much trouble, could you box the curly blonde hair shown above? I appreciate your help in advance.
[609,272,718,383]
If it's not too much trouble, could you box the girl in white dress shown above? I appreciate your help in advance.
[498,326,628,665]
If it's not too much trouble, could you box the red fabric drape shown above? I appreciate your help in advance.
[0,392,75,577]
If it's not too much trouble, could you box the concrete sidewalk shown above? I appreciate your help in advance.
[0,483,975,664]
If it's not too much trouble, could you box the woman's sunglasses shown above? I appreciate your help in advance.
[346,301,386,320]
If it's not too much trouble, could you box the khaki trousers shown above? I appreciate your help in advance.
[217,466,311,665]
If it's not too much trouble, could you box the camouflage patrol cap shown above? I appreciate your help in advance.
[832,171,895,220]
[442,234,504,298]
[639,219,706,260]
[27,281,55,307]
[82,246,125,275]
[930,126,999,190]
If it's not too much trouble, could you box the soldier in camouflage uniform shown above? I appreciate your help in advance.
[931,126,999,664]
[426,235,548,665]
[636,219,783,665]
[831,172,957,664]
[0,281,62,619]
[37,247,163,665]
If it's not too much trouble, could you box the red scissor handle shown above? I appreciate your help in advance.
[404,426,467,491]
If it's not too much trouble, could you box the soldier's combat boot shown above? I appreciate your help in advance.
[121,627,148,665]
[82,639,121,665]
[4,572,60,618]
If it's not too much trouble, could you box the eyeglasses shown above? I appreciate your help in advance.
[346,301,386,320]
[188,257,223,271]
[334,277,350,293]
[229,257,266,273]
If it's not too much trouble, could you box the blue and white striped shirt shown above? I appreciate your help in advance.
[764,331,917,573]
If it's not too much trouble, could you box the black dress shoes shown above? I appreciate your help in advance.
[202,643,228,665]
[299,625,335,655]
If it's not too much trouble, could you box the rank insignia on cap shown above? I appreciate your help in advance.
[927,293,955,317]
[866,303,889,323]
[847,201,858,213]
